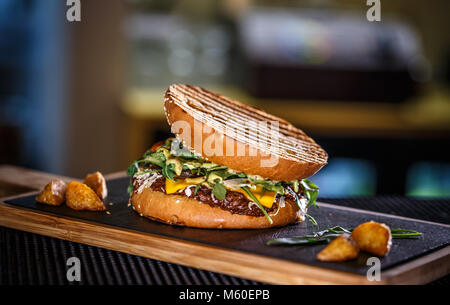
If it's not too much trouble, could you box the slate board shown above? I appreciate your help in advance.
[2,177,449,283]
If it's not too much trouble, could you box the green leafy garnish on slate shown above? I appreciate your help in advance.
[266,226,422,246]
[390,228,423,238]
[267,226,351,246]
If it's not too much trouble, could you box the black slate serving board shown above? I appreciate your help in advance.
[4,177,450,278]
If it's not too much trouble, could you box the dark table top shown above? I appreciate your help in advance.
[1,196,449,285]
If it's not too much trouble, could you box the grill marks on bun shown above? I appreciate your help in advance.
[164,84,328,181]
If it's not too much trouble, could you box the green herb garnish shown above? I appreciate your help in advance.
[144,150,166,168]
[267,226,350,246]
[266,226,422,246]
[127,182,134,197]
[126,161,141,196]
[162,163,176,181]
[305,213,318,227]
[241,186,273,224]
[208,170,232,180]
[126,161,140,177]
[301,179,319,208]
[250,179,284,195]
[390,228,423,238]
[207,166,228,172]
[193,185,201,196]
[212,181,227,200]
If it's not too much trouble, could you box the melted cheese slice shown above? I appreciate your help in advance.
[235,185,276,208]
[165,179,277,208]
[165,179,192,194]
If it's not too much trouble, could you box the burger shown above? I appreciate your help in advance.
[126,84,328,229]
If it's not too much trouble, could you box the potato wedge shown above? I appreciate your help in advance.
[35,179,67,206]
[66,181,106,211]
[84,171,108,200]
[316,233,359,262]
[351,221,392,256]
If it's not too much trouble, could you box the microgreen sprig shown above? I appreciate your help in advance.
[267,226,350,246]
[241,186,273,225]
[390,229,423,238]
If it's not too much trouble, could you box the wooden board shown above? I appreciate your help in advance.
[0,166,449,285]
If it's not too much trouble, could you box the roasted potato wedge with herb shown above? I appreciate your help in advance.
[35,179,67,206]
[66,182,106,211]
[316,233,359,262]
[351,221,392,256]
[84,171,108,200]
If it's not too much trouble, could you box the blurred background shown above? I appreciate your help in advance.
[0,0,449,198]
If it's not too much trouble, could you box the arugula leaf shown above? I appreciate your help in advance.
[266,226,422,246]
[209,170,233,180]
[126,166,161,196]
[144,150,166,168]
[251,180,284,194]
[305,213,318,226]
[170,139,198,160]
[126,160,158,192]
[126,161,140,177]
[143,149,153,157]
[241,186,273,224]
[206,165,228,172]
[226,172,247,180]
[301,179,319,190]
[212,181,227,200]
[302,179,319,208]
[162,163,176,181]
[197,168,207,176]
[306,190,319,208]
[266,226,351,246]
[127,181,134,196]
[390,229,423,238]
[193,185,201,196]
[264,184,284,194]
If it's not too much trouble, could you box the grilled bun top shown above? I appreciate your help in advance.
[164,84,328,182]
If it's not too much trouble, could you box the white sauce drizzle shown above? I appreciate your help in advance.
[279,196,286,208]
[134,173,162,194]
[184,185,194,197]
[247,201,258,210]
[269,196,284,216]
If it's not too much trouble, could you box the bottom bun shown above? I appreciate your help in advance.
[131,188,304,229]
